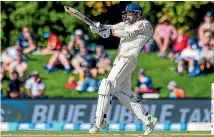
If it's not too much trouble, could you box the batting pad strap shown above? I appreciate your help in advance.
[98,78,113,95]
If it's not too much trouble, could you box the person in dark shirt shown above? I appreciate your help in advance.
[16,27,36,54]
[135,68,156,94]
[7,71,25,99]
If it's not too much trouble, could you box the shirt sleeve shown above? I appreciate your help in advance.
[25,80,31,89]
[105,22,125,30]
[137,80,141,87]
[25,78,33,89]
[15,34,22,45]
[8,82,12,89]
[39,83,45,90]
[113,21,153,39]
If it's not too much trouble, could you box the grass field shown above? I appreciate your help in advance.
[2,50,213,98]
[1,131,212,137]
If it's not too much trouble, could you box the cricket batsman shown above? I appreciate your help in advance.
[89,3,157,135]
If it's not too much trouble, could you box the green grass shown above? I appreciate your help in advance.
[1,131,212,137]
[2,50,213,98]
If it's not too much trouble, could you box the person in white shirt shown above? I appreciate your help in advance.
[88,3,156,135]
[198,11,214,40]
[177,39,201,76]
[1,45,21,72]
[25,71,47,99]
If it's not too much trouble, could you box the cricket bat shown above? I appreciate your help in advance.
[64,6,95,27]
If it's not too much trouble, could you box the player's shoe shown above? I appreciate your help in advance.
[89,120,108,134]
[144,116,157,135]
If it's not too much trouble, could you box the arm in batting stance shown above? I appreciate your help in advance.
[89,3,157,136]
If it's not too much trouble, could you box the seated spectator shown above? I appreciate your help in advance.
[135,68,156,94]
[154,15,177,57]
[177,39,201,77]
[8,55,28,78]
[25,71,47,99]
[95,45,112,74]
[168,29,189,60]
[64,76,78,89]
[71,47,94,74]
[198,11,214,40]
[167,80,185,99]
[44,46,71,73]
[7,71,25,99]
[198,30,212,49]
[142,38,157,53]
[76,68,99,92]
[68,29,87,55]
[200,44,214,73]
[16,27,36,54]
[1,45,21,71]
[38,32,62,55]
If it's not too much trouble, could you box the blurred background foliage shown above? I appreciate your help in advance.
[1,1,214,49]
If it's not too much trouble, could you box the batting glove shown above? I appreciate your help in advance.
[90,22,101,33]
[90,22,111,38]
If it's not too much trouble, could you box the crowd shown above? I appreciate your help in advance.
[137,11,214,99]
[147,12,214,77]
[1,11,213,99]
[0,27,112,99]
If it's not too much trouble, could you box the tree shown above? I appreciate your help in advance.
[1,1,96,49]
[1,1,213,49]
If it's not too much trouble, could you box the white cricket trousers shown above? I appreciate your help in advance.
[107,57,136,93]
[107,57,149,125]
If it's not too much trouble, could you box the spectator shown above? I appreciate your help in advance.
[154,15,177,57]
[68,29,87,55]
[168,29,189,60]
[71,47,94,74]
[39,32,62,55]
[135,68,156,94]
[95,45,112,74]
[142,38,157,53]
[76,68,99,92]
[7,71,25,99]
[25,71,47,99]
[177,39,201,77]
[64,76,78,89]
[16,27,36,54]
[1,45,21,71]
[200,44,214,73]
[167,80,185,99]
[198,11,214,40]
[198,30,212,49]
[44,46,71,73]
[8,55,28,78]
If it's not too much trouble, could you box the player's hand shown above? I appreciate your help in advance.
[90,22,110,38]
[98,29,111,38]
[90,22,101,33]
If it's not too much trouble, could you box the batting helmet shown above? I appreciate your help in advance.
[122,3,143,15]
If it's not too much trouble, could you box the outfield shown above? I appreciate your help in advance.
[1,131,212,137]
[2,50,213,98]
